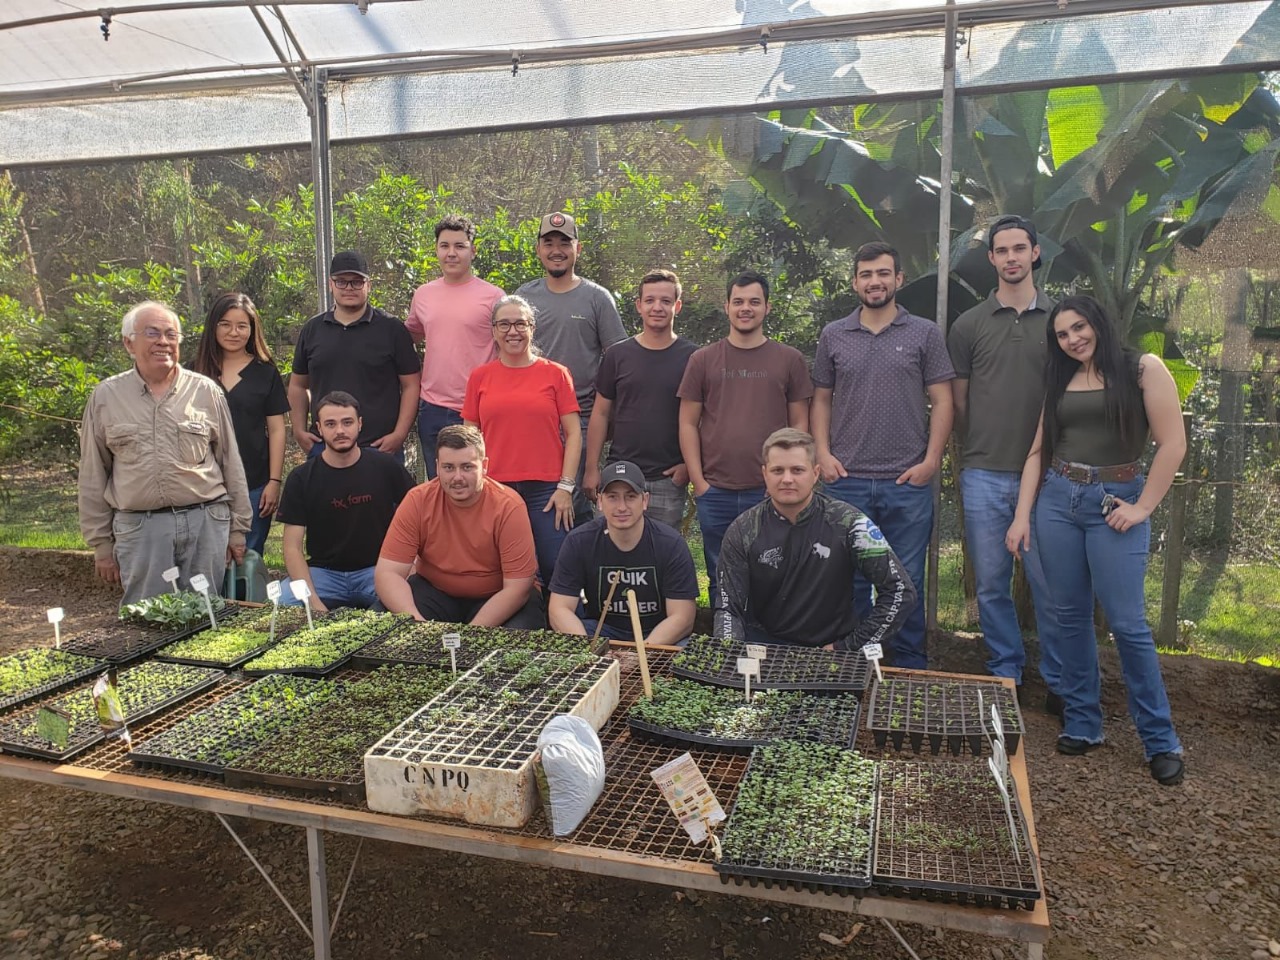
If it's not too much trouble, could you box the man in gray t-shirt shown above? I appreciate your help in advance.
[517,212,627,522]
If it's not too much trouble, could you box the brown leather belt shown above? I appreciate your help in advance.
[1050,458,1141,484]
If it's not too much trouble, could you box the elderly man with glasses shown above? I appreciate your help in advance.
[78,301,253,605]
[288,250,421,463]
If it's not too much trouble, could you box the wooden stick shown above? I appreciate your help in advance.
[625,588,653,698]
[592,575,621,645]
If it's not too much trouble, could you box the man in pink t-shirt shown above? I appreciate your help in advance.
[405,214,505,478]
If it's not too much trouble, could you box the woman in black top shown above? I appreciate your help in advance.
[192,293,289,556]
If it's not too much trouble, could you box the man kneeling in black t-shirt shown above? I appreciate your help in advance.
[548,461,698,645]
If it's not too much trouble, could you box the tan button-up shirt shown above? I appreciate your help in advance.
[78,365,252,560]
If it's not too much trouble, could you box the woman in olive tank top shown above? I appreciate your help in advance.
[1005,295,1185,786]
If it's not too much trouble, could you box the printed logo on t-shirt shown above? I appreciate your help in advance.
[330,492,375,509]
[812,542,831,560]
[597,566,661,617]
[757,547,784,569]
[722,369,769,380]
[853,517,889,557]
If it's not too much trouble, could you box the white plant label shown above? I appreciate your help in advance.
[443,633,461,674]
[162,566,181,593]
[189,574,217,629]
[266,580,283,603]
[737,656,760,702]
[862,642,884,683]
[46,607,64,649]
[987,746,1022,864]
[650,752,725,845]
[265,580,283,642]
[745,643,769,661]
[290,580,315,631]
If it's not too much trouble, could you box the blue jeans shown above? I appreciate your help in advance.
[572,411,595,527]
[825,476,932,669]
[696,485,767,599]
[416,400,463,480]
[281,566,378,609]
[245,484,273,557]
[1034,472,1181,758]
[960,468,1062,687]
[509,480,567,589]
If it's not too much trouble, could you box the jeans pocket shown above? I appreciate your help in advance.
[206,501,232,524]
[111,512,146,538]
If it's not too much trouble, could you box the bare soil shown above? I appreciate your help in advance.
[1,547,1278,960]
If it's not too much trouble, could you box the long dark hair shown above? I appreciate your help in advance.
[1041,295,1145,471]
[192,292,273,379]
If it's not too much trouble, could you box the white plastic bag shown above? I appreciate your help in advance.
[535,715,605,836]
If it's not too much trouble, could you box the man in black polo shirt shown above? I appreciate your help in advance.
[278,392,416,610]
[288,250,421,462]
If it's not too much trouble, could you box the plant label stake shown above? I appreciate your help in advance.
[745,643,768,661]
[46,607,64,650]
[162,566,181,594]
[189,574,216,629]
[650,751,725,845]
[862,642,884,684]
[265,580,283,641]
[737,657,760,702]
[987,743,1022,864]
[442,632,461,675]
[625,589,653,698]
[290,580,314,631]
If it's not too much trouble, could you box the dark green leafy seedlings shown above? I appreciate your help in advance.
[0,662,220,757]
[242,611,408,673]
[354,621,603,669]
[628,678,860,747]
[228,664,455,786]
[119,591,227,630]
[0,649,103,710]
[130,675,339,772]
[720,741,877,881]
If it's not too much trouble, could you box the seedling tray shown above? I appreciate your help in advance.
[873,761,1041,909]
[627,679,861,751]
[0,662,222,762]
[155,607,315,669]
[226,664,457,802]
[242,612,410,677]
[865,676,1023,756]
[365,650,620,826]
[715,741,878,895]
[128,674,341,777]
[672,635,870,692]
[63,606,245,664]
[350,621,608,671]
[0,649,107,714]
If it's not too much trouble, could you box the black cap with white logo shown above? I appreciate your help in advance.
[600,461,645,494]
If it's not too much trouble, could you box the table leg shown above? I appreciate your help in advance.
[307,826,331,960]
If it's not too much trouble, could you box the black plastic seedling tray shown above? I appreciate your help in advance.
[128,675,341,777]
[672,635,871,693]
[63,606,244,664]
[224,767,368,804]
[153,607,318,669]
[873,761,1041,909]
[865,676,1023,757]
[241,614,409,677]
[0,649,107,715]
[714,743,878,896]
[350,622,609,671]
[0,663,222,762]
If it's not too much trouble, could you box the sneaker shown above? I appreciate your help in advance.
[1149,752,1185,786]
[1044,691,1065,724]
[1056,735,1100,756]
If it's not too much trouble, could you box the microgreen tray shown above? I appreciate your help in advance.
[626,679,861,752]
[873,762,1042,909]
[241,611,410,677]
[0,662,222,762]
[153,607,317,669]
[715,741,878,895]
[63,605,245,664]
[0,648,108,715]
[128,674,342,777]
[865,676,1023,757]
[349,621,608,672]
[672,635,871,692]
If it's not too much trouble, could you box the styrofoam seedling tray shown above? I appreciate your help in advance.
[364,651,620,827]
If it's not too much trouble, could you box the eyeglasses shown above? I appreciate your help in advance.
[493,320,532,332]
[138,326,183,343]
[332,277,368,290]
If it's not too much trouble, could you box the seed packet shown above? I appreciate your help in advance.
[92,671,131,747]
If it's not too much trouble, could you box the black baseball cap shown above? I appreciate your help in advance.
[329,250,370,277]
[988,216,1042,269]
[600,461,645,494]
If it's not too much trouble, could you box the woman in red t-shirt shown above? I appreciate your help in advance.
[463,295,581,586]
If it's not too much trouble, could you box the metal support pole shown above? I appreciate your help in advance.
[307,826,332,960]
[309,66,334,310]
[926,0,959,638]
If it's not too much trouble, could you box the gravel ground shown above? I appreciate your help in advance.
[1,546,1278,960]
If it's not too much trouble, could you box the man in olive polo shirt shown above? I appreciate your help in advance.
[948,215,1062,706]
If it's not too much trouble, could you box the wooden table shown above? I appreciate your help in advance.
[0,649,1050,959]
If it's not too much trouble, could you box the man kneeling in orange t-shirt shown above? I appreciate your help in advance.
[374,424,545,628]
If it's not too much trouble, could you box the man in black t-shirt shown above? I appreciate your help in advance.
[548,461,698,645]
[278,392,416,610]
[583,269,699,529]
